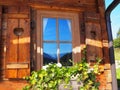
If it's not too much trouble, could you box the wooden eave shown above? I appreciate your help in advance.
[0,0,97,12]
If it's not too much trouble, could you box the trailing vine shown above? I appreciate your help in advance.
[23,48,101,90]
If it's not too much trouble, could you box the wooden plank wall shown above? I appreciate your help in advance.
[85,12,103,62]
[85,10,111,90]
[97,0,112,90]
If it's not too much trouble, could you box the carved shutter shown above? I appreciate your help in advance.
[5,6,30,78]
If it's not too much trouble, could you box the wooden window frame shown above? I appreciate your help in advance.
[36,10,81,70]
[43,18,72,65]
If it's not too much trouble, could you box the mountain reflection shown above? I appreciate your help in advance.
[43,52,72,66]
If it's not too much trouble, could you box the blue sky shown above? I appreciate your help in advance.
[105,0,120,39]
[43,18,72,58]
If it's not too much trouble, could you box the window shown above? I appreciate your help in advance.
[43,18,72,66]
[36,10,81,68]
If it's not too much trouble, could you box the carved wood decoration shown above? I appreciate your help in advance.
[5,6,30,78]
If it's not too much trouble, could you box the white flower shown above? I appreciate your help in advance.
[56,63,62,67]
[71,74,79,80]
[88,68,94,73]
[42,65,48,70]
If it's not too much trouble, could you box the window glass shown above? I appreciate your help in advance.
[58,19,72,41]
[43,18,56,41]
[43,18,72,66]
[60,43,72,66]
[43,43,57,65]
[104,0,114,9]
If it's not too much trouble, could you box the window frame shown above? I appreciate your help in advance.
[43,18,73,65]
[36,10,81,69]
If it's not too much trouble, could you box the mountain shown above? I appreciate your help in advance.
[43,52,72,66]
[43,52,57,65]
[60,52,72,66]
[43,53,56,60]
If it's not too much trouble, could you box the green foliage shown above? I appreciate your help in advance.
[113,28,120,48]
[114,48,120,60]
[113,38,120,48]
[117,28,120,38]
[23,58,101,90]
[116,68,120,87]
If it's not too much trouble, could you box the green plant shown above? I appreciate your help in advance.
[114,48,120,60]
[116,68,120,87]
[23,58,101,90]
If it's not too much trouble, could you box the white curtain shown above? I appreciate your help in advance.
[67,19,71,33]
[43,18,48,32]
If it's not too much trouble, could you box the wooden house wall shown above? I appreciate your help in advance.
[97,1,112,89]
[0,0,112,89]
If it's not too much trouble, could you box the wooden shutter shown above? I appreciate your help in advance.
[5,6,30,78]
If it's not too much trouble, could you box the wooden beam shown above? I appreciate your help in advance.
[6,63,29,69]
[0,0,97,12]
[4,13,29,19]
[29,3,83,12]
[0,0,28,6]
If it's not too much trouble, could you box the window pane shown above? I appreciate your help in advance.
[60,43,72,66]
[43,18,56,41]
[43,43,57,65]
[58,19,72,41]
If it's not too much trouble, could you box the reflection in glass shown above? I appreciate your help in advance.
[43,43,57,65]
[58,19,72,41]
[43,18,56,41]
[60,43,72,66]
[43,17,73,66]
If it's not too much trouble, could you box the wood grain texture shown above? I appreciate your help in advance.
[0,0,96,7]
[7,6,30,14]
[0,80,27,90]
[6,63,29,69]
[0,6,3,78]
[7,19,18,63]
[97,1,112,89]
[98,0,110,64]
[0,6,1,29]
[85,13,103,63]
[30,9,37,71]
[18,18,30,78]
[6,19,18,78]
[5,6,30,78]
[5,13,29,19]
[0,0,97,12]
[19,19,30,63]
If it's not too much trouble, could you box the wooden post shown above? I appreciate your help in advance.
[0,6,8,79]
[97,0,112,89]
[0,5,3,79]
